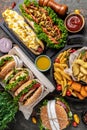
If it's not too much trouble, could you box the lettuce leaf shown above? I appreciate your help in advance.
[5,75,27,90]
[19,4,33,20]
[0,56,13,67]
[24,0,38,6]
[15,80,37,101]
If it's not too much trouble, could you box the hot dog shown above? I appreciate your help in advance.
[4,68,34,92]
[14,79,44,106]
[19,0,68,49]
[2,9,44,55]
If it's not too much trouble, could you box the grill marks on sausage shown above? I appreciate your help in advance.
[23,4,61,44]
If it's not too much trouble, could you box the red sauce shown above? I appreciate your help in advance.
[66,14,83,32]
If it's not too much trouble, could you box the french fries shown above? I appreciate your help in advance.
[54,48,87,100]
[54,49,71,96]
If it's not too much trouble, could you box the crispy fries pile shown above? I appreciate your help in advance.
[53,49,87,100]
[54,49,71,96]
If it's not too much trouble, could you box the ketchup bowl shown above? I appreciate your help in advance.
[64,12,85,33]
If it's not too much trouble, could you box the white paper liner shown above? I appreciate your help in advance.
[65,46,87,81]
[47,100,60,130]
[25,68,34,80]
[12,55,23,68]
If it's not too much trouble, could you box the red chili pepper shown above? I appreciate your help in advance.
[72,121,78,127]
[11,2,16,9]
[66,90,71,96]
[56,84,62,91]
[69,49,76,53]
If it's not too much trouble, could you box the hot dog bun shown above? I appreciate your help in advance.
[4,68,34,92]
[2,9,44,55]
[24,84,42,106]
[0,55,16,79]
[14,80,33,96]
[14,79,44,106]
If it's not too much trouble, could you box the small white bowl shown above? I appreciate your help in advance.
[35,55,51,72]
[64,13,85,33]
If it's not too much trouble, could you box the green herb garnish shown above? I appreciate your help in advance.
[0,91,18,130]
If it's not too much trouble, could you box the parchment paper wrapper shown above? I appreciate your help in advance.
[65,46,87,81]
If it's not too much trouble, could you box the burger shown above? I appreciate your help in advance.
[14,79,44,106]
[40,98,72,130]
[4,68,34,92]
[0,54,23,79]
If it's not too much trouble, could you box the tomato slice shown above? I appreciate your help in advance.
[72,121,78,127]
[55,58,60,63]
[33,83,41,89]
[66,90,72,96]
[19,94,26,102]
[56,84,62,91]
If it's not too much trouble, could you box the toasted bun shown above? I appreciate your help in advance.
[4,68,30,92]
[0,54,12,60]
[10,71,29,92]
[24,85,42,106]
[0,61,15,79]
[20,6,44,55]
[0,55,16,79]
[4,68,24,81]
[40,101,69,130]
[15,79,43,106]
[12,76,29,92]
[14,80,33,96]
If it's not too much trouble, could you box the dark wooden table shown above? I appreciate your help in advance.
[0,0,87,130]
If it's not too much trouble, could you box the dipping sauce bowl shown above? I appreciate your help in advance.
[64,12,85,33]
[35,55,51,72]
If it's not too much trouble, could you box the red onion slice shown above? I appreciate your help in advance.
[0,37,12,53]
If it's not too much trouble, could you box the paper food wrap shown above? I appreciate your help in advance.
[8,46,55,120]
[65,46,87,81]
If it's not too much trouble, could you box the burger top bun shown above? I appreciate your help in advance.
[40,99,72,130]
